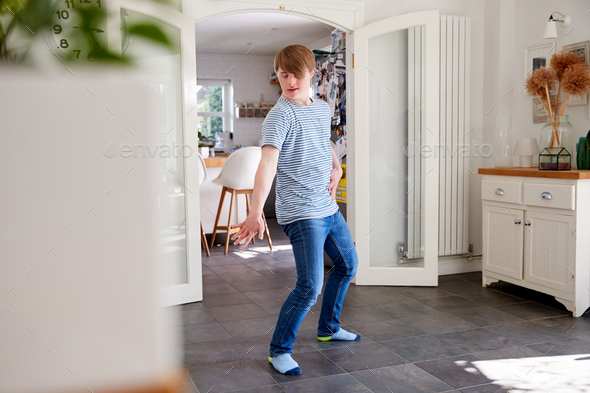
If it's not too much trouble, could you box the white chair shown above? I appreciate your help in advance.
[210,146,273,254]
[197,153,210,257]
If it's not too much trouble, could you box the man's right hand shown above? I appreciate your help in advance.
[231,213,266,249]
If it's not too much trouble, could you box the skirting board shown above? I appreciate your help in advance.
[439,256,482,276]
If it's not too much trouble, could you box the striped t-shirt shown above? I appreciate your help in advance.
[262,96,338,225]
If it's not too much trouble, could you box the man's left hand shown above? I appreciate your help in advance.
[328,165,342,200]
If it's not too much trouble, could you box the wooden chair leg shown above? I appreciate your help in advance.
[262,211,273,251]
[224,189,236,255]
[210,186,227,248]
[244,193,255,244]
[201,222,210,257]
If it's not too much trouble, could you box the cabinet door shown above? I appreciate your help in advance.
[483,205,524,279]
[524,211,575,294]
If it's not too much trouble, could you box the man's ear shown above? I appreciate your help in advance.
[311,68,316,78]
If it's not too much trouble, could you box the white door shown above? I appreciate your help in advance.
[109,1,202,306]
[524,210,575,294]
[483,205,524,280]
[353,11,440,286]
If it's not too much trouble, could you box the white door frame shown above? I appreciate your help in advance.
[353,10,440,286]
[189,0,364,31]
[188,0,363,277]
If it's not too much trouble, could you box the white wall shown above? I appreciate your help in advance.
[196,53,280,147]
[510,0,590,152]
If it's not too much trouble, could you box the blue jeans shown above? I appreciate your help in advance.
[269,210,358,357]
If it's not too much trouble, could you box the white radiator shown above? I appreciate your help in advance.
[407,15,471,259]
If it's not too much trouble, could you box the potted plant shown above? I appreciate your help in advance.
[525,51,590,169]
[197,123,217,157]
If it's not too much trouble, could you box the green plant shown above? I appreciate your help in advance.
[0,0,171,64]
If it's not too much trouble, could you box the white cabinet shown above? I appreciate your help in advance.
[524,211,575,295]
[483,205,524,280]
[479,169,590,317]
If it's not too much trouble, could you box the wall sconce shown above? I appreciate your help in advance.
[544,12,571,39]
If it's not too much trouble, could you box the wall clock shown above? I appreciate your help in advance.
[44,0,108,61]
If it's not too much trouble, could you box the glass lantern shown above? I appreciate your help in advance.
[538,147,571,170]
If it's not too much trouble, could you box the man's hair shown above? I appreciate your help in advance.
[274,44,315,78]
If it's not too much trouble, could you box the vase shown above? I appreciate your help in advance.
[540,115,575,168]
[494,115,513,168]
[198,146,209,158]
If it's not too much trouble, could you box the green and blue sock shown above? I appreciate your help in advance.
[317,328,361,342]
[268,353,301,375]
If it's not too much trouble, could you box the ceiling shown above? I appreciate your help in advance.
[195,12,334,55]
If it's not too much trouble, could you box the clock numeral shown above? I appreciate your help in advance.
[64,0,75,8]
[73,50,81,59]
[53,25,62,34]
[96,0,101,8]
[56,10,69,19]
[60,39,69,48]
[87,53,96,62]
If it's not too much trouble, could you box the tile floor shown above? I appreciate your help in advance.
[178,219,590,393]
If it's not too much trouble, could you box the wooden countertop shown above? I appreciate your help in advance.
[478,167,590,180]
[203,154,229,168]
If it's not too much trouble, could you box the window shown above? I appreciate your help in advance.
[196,79,233,139]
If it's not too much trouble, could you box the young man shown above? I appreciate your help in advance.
[230,44,359,375]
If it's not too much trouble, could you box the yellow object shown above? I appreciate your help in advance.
[336,164,347,203]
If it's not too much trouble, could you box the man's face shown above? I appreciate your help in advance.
[277,66,315,104]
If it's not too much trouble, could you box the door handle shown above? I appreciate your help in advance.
[514,219,521,224]
[524,221,531,226]
[541,192,552,200]
[495,188,504,196]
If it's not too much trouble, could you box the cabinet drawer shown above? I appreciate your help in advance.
[481,180,522,204]
[523,183,575,210]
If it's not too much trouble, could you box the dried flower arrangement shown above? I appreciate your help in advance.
[525,51,590,148]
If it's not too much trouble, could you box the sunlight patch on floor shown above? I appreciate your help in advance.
[467,354,590,392]
[232,244,293,259]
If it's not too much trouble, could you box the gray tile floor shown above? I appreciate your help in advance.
[180,219,590,393]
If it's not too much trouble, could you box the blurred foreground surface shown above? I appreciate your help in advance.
[0,70,183,393]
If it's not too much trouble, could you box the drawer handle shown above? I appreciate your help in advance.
[524,221,531,226]
[494,188,504,196]
[514,219,521,224]
[541,192,552,200]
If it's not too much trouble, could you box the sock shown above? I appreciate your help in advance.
[268,354,302,375]
[317,328,361,342]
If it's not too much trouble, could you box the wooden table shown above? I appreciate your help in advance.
[203,154,229,168]
[478,166,590,179]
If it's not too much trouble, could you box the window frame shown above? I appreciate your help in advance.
[196,79,233,138]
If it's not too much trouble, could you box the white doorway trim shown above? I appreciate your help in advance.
[189,0,364,249]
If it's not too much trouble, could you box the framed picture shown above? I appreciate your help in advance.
[563,41,589,107]
[532,97,548,123]
[563,41,589,65]
[524,43,556,87]
[532,95,557,123]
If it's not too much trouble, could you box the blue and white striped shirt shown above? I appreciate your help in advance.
[262,96,338,225]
